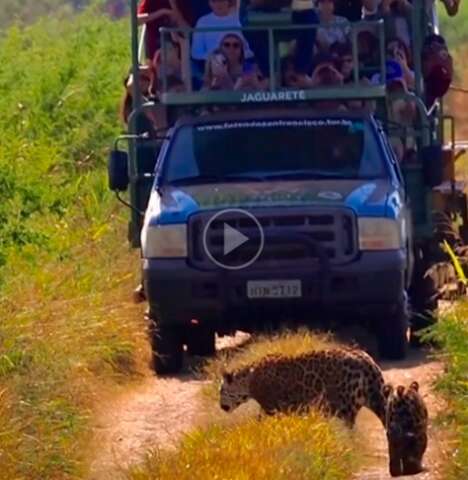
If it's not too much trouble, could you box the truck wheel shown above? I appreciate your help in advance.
[377,299,409,361]
[186,326,216,357]
[151,325,184,375]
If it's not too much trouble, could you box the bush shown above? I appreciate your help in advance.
[0,4,129,271]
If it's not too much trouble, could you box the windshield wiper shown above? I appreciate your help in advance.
[167,174,265,186]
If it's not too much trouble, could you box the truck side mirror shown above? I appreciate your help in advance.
[421,145,443,188]
[108,150,129,192]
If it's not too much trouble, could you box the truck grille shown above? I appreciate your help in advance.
[188,208,357,269]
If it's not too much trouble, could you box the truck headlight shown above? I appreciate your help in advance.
[141,224,187,258]
[358,218,403,251]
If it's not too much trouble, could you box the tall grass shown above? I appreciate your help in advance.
[129,412,357,480]
[427,304,468,478]
[0,7,148,479]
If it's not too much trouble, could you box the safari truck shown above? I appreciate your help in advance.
[109,0,468,374]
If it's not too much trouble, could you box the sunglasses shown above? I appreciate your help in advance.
[223,41,241,49]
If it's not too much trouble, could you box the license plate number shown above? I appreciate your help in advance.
[247,280,302,299]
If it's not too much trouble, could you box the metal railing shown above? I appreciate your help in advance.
[157,21,388,105]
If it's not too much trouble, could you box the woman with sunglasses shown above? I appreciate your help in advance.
[220,33,265,90]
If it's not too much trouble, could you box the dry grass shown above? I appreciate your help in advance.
[128,410,357,480]
[0,213,148,479]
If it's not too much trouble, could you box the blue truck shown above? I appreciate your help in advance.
[109,1,467,374]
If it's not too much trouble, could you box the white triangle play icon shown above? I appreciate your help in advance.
[224,223,249,256]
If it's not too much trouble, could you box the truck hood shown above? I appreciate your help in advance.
[147,179,398,225]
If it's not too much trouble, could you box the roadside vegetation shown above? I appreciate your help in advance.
[0,7,149,479]
[428,304,468,479]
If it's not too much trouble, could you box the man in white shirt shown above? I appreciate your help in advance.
[192,0,250,60]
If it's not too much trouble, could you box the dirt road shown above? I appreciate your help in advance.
[88,331,450,480]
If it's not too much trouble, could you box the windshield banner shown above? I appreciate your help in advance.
[196,119,354,132]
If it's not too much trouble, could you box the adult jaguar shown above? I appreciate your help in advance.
[219,347,387,427]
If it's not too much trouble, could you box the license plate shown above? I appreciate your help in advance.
[247,280,302,299]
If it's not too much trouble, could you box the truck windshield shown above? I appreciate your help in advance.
[163,119,387,185]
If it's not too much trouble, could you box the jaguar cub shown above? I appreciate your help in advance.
[384,381,429,477]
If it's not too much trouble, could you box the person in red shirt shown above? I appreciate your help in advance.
[138,0,193,60]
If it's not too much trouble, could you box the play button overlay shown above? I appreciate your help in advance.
[203,209,264,270]
[224,223,249,255]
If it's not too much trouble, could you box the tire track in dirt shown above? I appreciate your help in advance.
[87,328,452,480]
[87,333,249,480]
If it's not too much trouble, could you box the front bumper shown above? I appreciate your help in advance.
[143,250,407,328]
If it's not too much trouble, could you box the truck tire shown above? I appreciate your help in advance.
[186,326,216,357]
[377,299,409,361]
[151,325,184,375]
